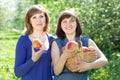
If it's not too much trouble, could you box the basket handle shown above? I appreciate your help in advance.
[78,40,82,48]
[78,40,84,53]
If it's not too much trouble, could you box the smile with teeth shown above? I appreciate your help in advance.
[66,27,73,30]
[36,24,42,26]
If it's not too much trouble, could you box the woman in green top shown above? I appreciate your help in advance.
[51,9,108,80]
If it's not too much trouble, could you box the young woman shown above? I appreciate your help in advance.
[14,5,54,80]
[51,9,108,80]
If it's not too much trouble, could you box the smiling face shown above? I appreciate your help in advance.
[61,16,77,35]
[56,10,82,39]
[30,12,46,31]
[24,5,49,35]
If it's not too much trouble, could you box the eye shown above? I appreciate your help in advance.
[63,21,66,23]
[32,16,37,19]
[39,15,44,18]
[70,19,75,22]
[62,20,67,24]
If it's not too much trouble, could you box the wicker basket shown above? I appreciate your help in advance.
[65,41,98,71]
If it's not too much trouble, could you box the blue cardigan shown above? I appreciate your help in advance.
[14,34,54,80]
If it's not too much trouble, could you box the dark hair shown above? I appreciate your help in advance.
[24,5,49,35]
[56,9,82,39]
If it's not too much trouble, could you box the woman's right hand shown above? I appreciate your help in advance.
[31,47,44,62]
[62,47,76,59]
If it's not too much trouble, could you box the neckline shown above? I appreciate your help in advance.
[26,33,49,44]
[62,37,80,46]
[63,37,79,42]
[26,33,50,51]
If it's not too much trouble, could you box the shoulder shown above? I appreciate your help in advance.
[52,38,61,44]
[79,36,89,42]
[54,38,60,41]
[47,34,56,40]
[17,35,28,43]
[16,35,29,48]
[18,35,28,40]
[47,34,56,45]
[54,38,62,43]
[51,38,61,50]
[80,36,89,40]
[88,38,96,46]
[79,36,90,47]
[79,36,97,47]
[52,38,64,47]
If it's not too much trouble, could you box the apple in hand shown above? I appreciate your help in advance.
[62,41,79,53]
[32,39,42,48]
[67,41,78,50]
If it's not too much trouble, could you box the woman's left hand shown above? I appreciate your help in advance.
[72,60,91,72]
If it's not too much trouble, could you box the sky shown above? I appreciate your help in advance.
[0,0,16,11]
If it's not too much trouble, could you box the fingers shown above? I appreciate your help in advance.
[78,69,85,73]
[71,61,84,72]
[32,46,44,59]
[71,66,84,73]
[40,45,44,50]
[76,60,82,65]
[32,46,34,55]
[71,65,80,72]
[31,48,44,62]
[78,70,82,72]
[36,49,44,55]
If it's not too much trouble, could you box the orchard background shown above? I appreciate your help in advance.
[0,0,120,80]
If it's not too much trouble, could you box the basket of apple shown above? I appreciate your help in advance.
[62,41,98,71]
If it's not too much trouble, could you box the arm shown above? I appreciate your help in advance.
[51,41,67,76]
[14,36,35,77]
[87,39,108,69]
[51,41,75,75]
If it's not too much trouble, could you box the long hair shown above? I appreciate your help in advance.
[56,9,82,39]
[24,5,49,35]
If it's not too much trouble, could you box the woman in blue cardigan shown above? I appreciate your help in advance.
[14,5,54,80]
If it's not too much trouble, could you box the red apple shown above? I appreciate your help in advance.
[82,47,91,52]
[32,39,42,48]
[67,41,78,50]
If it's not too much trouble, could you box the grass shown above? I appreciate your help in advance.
[0,32,20,80]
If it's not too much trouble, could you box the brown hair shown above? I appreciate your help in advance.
[24,5,49,35]
[56,9,82,39]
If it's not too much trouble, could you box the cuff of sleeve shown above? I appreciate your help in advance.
[29,58,35,66]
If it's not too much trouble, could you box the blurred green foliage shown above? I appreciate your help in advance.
[0,0,120,80]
